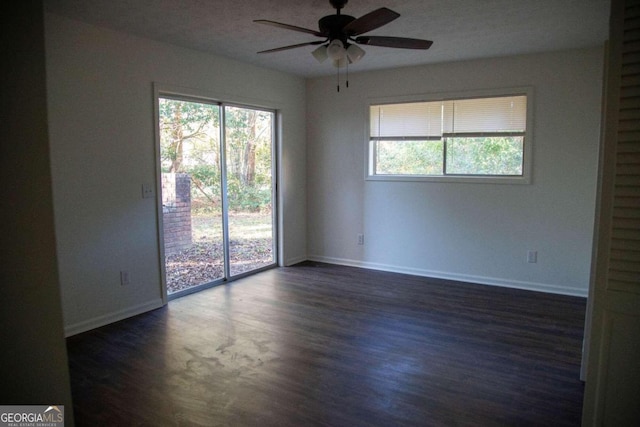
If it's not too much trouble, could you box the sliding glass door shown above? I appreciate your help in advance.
[157,95,276,297]
[224,106,276,277]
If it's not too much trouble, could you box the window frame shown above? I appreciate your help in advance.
[365,87,534,184]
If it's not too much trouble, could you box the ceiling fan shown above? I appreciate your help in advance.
[254,0,433,68]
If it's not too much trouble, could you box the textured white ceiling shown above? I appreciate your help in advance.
[44,0,611,77]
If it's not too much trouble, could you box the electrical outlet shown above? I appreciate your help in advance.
[527,251,538,263]
[120,270,130,286]
[357,234,364,245]
[142,183,154,199]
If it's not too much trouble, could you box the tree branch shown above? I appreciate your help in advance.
[189,176,218,207]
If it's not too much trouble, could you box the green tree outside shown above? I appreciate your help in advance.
[374,136,523,176]
[159,99,273,213]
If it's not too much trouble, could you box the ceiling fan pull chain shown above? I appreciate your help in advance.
[346,61,349,88]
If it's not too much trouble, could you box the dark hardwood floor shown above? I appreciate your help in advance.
[67,262,586,426]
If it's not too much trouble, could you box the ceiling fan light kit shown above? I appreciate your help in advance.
[327,39,346,61]
[346,43,366,63]
[333,57,349,69]
[312,45,329,63]
[255,0,432,90]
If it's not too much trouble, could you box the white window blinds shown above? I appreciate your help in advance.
[370,102,443,138]
[370,95,527,138]
[444,96,527,134]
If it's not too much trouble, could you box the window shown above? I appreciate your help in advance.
[367,90,532,183]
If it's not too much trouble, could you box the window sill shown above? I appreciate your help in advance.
[365,174,531,185]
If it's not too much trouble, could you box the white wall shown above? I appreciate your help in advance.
[307,48,604,297]
[1,2,73,417]
[45,14,307,335]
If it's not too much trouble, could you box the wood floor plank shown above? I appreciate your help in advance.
[67,262,586,426]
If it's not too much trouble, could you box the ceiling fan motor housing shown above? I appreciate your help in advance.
[319,15,356,43]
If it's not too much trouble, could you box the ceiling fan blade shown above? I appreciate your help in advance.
[258,40,325,54]
[254,20,324,37]
[343,8,400,36]
[355,36,433,49]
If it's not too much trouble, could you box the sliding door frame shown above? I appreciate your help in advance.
[153,83,280,304]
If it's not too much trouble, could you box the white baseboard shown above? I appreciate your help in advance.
[64,298,165,337]
[64,258,586,337]
[307,255,588,298]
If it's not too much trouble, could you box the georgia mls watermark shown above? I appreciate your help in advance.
[0,406,64,427]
